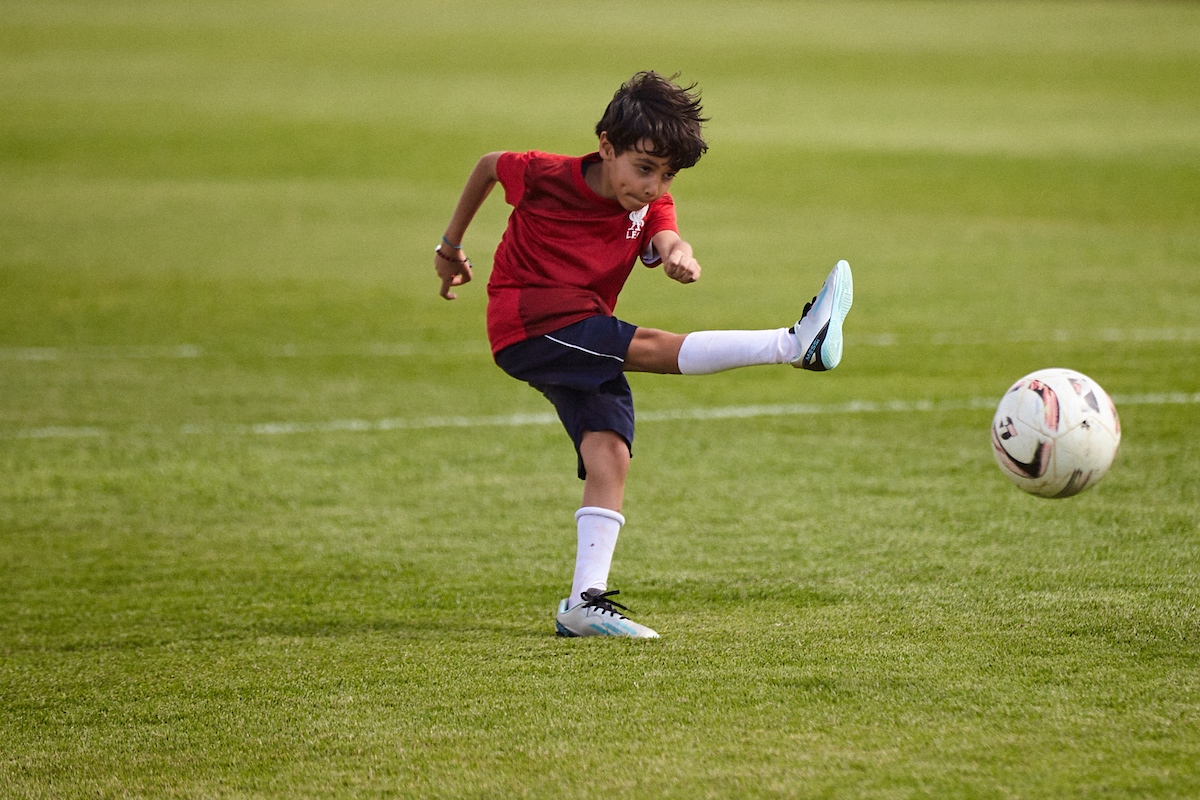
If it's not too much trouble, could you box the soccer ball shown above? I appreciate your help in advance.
[990,368,1121,498]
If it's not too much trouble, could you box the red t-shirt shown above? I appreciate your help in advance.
[485,150,678,354]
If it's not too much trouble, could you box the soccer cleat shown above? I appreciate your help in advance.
[791,259,854,371]
[555,589,660,639]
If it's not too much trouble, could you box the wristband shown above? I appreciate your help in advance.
[435,245,471,267]
[441,235,462,250]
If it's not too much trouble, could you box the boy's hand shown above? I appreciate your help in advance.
[652,230,701,284]
[435,246,473,300]
[663,248,701,284]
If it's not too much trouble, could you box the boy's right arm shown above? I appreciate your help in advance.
[436,152,503,300]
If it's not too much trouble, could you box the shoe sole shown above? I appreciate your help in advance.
[555,600,660,638]
[555,617,660,638]
[802,260,853,371]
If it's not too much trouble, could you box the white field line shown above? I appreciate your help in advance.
[0,345,206,361]
[9,392,1200,441]
[2,327,1199,362]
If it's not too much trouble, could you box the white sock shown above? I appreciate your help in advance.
[676,328,800,375]
[570,506,624,606]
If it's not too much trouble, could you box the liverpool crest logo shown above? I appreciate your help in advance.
[626,206,648,239]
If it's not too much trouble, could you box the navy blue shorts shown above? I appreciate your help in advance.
[494,316,638,479]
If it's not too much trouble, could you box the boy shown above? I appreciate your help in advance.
[434,71,853,638]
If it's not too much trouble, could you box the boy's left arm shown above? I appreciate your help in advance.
[650,230,701,284]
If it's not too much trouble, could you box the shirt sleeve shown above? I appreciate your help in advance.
[496,150,535,207]
[646,193,677,237]
[641,193,678,265]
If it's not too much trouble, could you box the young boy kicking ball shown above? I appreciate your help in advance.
[435,71,853,638]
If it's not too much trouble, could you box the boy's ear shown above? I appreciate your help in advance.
[597,131,615,159]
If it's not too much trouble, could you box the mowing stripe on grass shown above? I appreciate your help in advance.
[0,343,488,361]
[8,392,1199,441]
[2,328,1197,362]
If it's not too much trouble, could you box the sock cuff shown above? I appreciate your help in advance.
[575,506,625,526]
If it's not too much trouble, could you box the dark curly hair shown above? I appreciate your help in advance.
[595,71,708,171]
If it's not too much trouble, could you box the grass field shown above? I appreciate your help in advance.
[3,1,1200,797]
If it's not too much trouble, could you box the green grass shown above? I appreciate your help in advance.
[3,1,1200,797]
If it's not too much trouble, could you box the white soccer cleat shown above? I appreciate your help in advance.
[791,259,854,371]
[555,589,660,638]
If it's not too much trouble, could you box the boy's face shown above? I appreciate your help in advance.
[594,134,677,211]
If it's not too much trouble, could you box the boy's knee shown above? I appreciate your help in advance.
[581,430,631,468]
[583,429,630,452]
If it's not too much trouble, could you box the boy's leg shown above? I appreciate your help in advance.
[560,430,658,638]
[624,328,687,374]
[628,326,797,375]
[579,429,630,511]
[570,430,629,606]
[625,259,854,375]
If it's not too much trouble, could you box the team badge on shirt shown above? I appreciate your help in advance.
[626,206,648,239]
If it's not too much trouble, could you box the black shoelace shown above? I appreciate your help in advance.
[799,297,815,322]
[580,589,631,616]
